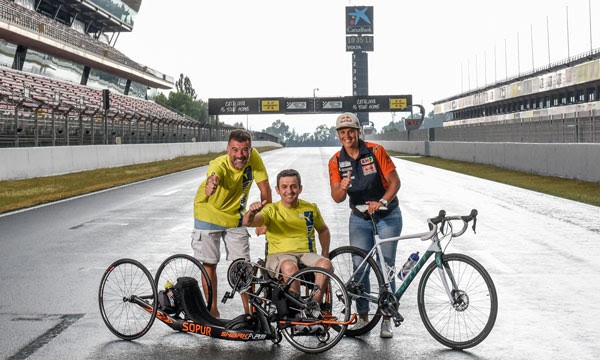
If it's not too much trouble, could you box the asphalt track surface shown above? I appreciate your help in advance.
[1,147,599,359]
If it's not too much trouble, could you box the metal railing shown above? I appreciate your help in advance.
[368,110,599,144]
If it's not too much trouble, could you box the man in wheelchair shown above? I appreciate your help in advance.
[243,169,332,312]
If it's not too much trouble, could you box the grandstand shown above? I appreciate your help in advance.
[430,48,600,143]
[0,0,278,147]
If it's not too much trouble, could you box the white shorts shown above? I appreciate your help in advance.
[190,227,250,264]
[265,252,328,277]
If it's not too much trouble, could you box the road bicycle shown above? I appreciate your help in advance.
[98,255,353,354]
[329,206,497,349]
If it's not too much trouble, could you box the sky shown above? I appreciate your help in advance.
[115,0,599,135]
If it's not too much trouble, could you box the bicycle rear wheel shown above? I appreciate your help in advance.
[154,254,213,314]
[99,258,157,340]
[281,267,350,354]
[418,253,498,349]
[329,246,384,336]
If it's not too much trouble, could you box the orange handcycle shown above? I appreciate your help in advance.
[98,255,353,354]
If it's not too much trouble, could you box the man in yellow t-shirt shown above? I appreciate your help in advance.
[242,169,331,299]
[192,129,271,317]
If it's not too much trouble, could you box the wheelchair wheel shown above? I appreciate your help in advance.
[154,254,213,314]
[281,267,350,354]
[99,258,157,340]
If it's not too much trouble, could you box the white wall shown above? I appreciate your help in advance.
[0,141,281,180]
[377,141,600,183]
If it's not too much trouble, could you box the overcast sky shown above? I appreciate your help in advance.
[116,0,599,134]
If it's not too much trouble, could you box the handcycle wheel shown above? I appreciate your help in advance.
[154,254,213,314]
[99,258,157,340]
[418,253,498,349]
[281,267,350,354]
[329,246,385,336]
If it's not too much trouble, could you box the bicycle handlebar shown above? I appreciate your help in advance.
[353,205,478,240]
[425,209,478,240]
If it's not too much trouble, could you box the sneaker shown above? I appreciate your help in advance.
[353,318,368,330]
[380,319,393,338]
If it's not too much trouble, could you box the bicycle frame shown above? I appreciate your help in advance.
[350,219,458,303]
[330,208,497,349]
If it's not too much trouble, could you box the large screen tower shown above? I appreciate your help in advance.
[345,6,374,126]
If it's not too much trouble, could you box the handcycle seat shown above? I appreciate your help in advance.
[175,276,255,330]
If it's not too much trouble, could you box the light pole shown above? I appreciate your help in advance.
[313,88,319,113]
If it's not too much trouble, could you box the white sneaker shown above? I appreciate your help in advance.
[353,318,368,330]
[380,319,393,338]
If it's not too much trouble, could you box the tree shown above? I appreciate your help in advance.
[313,124,331,142]
[175,73,197,100]
[157,75,209,124]
[232,122,245,128]
[381,120,402,133]
[262,119,291,142]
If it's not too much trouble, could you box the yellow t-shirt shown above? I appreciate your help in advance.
[194,148,268,228]
[260,199,325,254]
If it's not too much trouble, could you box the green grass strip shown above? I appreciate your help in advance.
[0,146,279,214]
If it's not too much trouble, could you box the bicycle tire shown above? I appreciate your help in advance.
[329,246,385,336]
[417,253,498,349]
[98,258,157,340]
[281,267,350,354]
[154,254,213,314]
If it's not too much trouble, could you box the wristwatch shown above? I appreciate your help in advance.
[379,198,388,206]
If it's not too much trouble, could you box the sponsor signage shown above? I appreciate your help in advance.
[346,35,374,52]
[261,99,280,112]
[317,98,345,112]
[348,95,411,112]
[346,6,374,34]
[208,98,260,115]
[285,99,311,113]
[405,114,424,131]
[208,95,412,115]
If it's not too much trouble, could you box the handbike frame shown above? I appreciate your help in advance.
[131,293,278,342]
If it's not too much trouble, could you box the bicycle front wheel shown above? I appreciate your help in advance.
[99,258,157,340]
[329,246,385,336]
[154,254,213,314]
[417,253,498,349]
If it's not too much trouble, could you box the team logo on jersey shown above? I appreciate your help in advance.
[360,156,374,165]
[302,211,314,233]
[362,163,377,175]
[242,166,253,189]
[303,211,315,252]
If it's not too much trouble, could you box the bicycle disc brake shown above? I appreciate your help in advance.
[451,289,470,311]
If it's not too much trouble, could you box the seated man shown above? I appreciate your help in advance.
[242,169,332,303]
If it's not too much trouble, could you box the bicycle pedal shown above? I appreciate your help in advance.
[393,314,404,327]
[221,291,232,303]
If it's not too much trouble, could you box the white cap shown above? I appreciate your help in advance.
[335,112,361,129]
